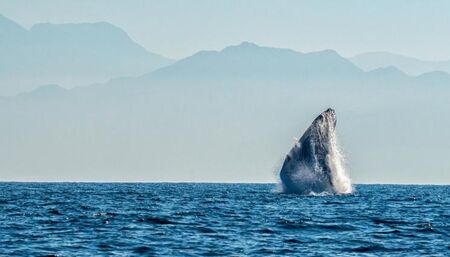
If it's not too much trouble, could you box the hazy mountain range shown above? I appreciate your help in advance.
[0,14,173,95]
[350,52,450,76]
[1,40,449,184]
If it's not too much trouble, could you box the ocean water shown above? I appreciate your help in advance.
[0,183,449,256]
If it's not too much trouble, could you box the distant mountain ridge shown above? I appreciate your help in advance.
[350,51,450,76]
[147,42,364,81]
[15,41,450,96]
[112,42,450,89]
[0,14,173,95]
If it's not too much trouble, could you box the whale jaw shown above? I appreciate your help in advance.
[279,108,350,194]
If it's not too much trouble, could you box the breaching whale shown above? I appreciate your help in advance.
[279,108,352,194]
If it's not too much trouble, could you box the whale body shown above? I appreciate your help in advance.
[279,108,352,194]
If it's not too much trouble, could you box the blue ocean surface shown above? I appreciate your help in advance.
[0,183,449,256]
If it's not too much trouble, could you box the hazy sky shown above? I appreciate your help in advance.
[1,0,450,60]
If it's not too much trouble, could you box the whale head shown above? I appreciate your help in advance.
[307,108,337,152]
[311,108,336,136]
[314,108,336,130]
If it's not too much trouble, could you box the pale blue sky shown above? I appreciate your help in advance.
[1,0,450,60]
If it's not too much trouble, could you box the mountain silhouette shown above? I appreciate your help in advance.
[0,14,173,95]
[148,42,363,81]
[350,51,450,76]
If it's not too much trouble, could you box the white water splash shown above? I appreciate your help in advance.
[307,191,333,197]
[325,122,353,194]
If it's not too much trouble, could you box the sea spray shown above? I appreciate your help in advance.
[326,123,353,194]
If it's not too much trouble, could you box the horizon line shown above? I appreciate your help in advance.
[0,180,448,186]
